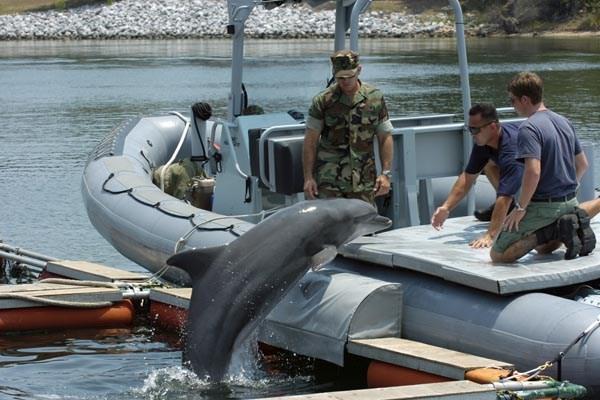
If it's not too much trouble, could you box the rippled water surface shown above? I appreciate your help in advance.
[0,37,599,399]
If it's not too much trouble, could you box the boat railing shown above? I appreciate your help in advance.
[389,114,455,129]
[349,0,372,51]
[390,119,518,228]
[389,117,596,228]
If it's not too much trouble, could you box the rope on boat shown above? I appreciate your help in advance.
[174,205,285,253]
[40,278,165,297]
[495,378,587,400]
[554,313,600,380]
[40,278,121,289]
[0,278,165,309]
[500,313,600,382]
[139,206,288,283]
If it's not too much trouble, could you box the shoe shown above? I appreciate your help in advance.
[535,221,558,245]
[474,201,515,222]
[558,214,582,260]
[574,208,596,256]
[474,203,494,222]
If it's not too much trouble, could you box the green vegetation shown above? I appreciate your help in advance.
[397,0,600,32]
[458,0,600,31]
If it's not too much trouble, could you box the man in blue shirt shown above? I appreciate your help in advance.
[492,72,595,262]
[432,103,523,248]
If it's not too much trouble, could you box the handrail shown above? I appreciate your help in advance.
[447,0,473,214]
[258,124,305,190]
[214,119,250,180]
[349,0,372,51]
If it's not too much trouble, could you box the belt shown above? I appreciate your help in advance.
[531,192,576,203]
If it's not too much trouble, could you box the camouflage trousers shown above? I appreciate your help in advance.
[317,186,375,206]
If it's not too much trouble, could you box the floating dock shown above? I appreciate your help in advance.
[258,381,496,400]
[0,259,517,400]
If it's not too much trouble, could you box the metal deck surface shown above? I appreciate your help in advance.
[341,215,600,294]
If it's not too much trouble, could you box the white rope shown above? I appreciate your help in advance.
[0,292,113,309]
[160,111,191,192]
[173,205,284,253]
[40,278,121,288]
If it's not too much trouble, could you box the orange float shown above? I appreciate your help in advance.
[149,301,188,333]
[0,300,134,332]
[367,360,452,387]
[465,367,516,383]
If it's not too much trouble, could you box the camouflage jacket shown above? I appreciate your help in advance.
[306,81,392,193]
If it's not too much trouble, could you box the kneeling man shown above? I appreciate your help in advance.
[432,103,523,248]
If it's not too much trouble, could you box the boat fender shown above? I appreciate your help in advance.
[552,313,600,381]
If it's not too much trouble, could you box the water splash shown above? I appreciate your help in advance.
[135,366,215,399]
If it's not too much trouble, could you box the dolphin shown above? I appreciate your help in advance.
[166,198,391,381]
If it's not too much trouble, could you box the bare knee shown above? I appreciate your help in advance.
[535,240,561,254]
[490,249,517,263]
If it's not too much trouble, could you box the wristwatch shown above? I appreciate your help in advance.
[382,169,392,179]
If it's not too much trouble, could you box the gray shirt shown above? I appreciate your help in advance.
[516,110,581,198]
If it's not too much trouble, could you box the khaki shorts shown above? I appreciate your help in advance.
[493,198,579,253]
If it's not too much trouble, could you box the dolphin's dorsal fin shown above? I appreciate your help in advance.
[166,245,228,281]
[309,245,338,271]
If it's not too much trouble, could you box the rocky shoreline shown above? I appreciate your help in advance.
[0,0,461,40]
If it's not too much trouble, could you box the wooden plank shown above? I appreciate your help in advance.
[0,283,123,309]
[46,260,148,282]
[257,380,495,400]
[149,287,192,309]
[347,338,512,380]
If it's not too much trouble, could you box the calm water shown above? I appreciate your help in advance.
[0,37,599,399]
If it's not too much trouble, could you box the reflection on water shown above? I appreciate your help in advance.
[0,327,326,400]
[0,37,599,399]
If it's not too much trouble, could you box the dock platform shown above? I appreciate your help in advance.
[147,288,512,380]
[347,338,512,380]
[45,260,149,282]
[1,255,527,400]
[0,282,123,309]
[341,215,600,294]
[258,380,496,400]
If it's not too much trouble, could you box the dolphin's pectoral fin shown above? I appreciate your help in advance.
[309,245,338,271]
[167,244,228,280]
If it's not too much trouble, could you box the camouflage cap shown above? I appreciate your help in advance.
[331,50,360,78]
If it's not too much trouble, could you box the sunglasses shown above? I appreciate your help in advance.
[336,73,357,81]
[468,120,495,135]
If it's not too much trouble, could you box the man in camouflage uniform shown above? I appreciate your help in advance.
[303,50,394,205]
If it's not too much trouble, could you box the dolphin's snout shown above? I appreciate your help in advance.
[374,215,392,229]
